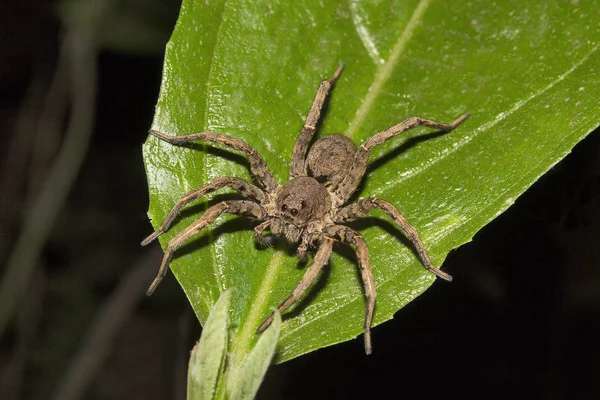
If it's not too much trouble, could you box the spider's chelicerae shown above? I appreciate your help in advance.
[142,64,469,354]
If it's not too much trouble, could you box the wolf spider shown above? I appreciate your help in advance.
[142,63,469,354]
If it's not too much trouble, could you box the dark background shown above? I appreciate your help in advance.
[1,2,599,400]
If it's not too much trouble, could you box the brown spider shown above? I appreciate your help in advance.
[142,64,469,354]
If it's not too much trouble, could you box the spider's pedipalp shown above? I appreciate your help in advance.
[253,219,273,247]
[150,129,277,191]
[146,200,266,295]
[334,113,470,201]
[324,224,375,355]
[296,241,309,263]
[142,177,265,246]
[335,197,452,282]
[256,237,334,334]
[290,63,344,178]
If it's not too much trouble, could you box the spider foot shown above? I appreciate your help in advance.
[146,274,163,296]
[256,313,274,334]
[364,327,372,355]
[430,266,453,282]
[329,62,345,82]
[149,129,175,143]
[141,229,163,246]
[448,113,470,130]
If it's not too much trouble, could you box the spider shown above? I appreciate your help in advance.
[142,63,469,354]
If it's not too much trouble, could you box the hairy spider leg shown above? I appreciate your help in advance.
[150,129,278,192]
[290,63,345,178]
[146,200,266,296]
[141,177,265,246]
[335,113,470,201]
[256,238,334,334]
[324,225,376,355]
[335,198,452,282]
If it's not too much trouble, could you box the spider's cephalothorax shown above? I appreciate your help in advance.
[268,176,331,243]
[142,64,469,354]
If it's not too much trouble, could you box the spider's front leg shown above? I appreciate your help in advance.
[335,198,452,282]
[142,177,265,246]
[335,113,470,201]
[150,129,278,192]
[147,200,266,295]
[256,237,334,333]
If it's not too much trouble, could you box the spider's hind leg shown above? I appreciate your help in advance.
[335,198,452,282]
[324,224,376,355]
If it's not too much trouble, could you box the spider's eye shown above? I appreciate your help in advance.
[290,208,298,216]
[281,204,288,212]
[316,175,328,183]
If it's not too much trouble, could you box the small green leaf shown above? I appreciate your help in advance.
[228,311,281,400]
[143,0,600,362]
[187,288,232,400]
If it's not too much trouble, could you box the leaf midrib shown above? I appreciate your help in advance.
[346,0,432,139]
[231,252,286,364]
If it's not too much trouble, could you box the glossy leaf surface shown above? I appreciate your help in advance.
[143,0,600,362]
[228,311,280,400]
[187,288,231,400]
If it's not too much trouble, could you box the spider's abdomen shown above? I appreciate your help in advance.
[275,176,331,227]
[306,134,357,187]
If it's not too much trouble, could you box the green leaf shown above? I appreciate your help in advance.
[143,0,600,363]
[187,288,232,400]
[228,311,281,400]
